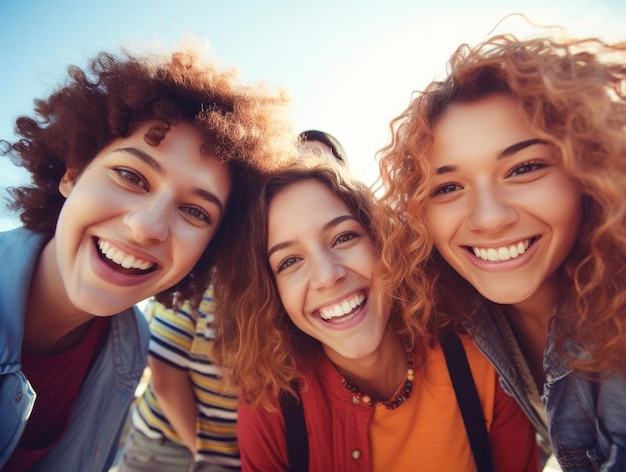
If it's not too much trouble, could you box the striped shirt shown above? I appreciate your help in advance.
[130,288,240,469]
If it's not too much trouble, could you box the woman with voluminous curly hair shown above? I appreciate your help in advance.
[0,42,296,472]
[212,157,538,471]
[377,31,626,471]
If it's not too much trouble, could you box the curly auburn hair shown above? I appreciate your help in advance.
[212,158,415,409]
[2,43,298,308]
[377,33,626,374]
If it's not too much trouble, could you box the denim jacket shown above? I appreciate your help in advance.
[471,304,626,472]
[0,227,150,471]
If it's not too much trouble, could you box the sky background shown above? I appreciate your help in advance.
[1,0,625,230]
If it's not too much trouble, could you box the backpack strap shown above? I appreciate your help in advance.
[441,331,494,472]
[279,381,309,472]
[280,336,493,472]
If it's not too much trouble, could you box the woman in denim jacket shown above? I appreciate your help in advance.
[0,43,296,471]
[376,31,626,471]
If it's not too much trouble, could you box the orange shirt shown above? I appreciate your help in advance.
[371,337,526,471]
[238,336,539,472]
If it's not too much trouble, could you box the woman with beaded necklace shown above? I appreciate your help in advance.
[377,30,626,471]
[212,158,539,471]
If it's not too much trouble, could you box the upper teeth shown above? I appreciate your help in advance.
[320,292,365,320]
[98,239,154,270]
[472,239,530,262]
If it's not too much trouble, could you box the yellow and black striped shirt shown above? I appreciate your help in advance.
[130,287,240,469]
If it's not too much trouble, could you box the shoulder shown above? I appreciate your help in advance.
[237,399,289,470]
[0,227,45,262]
[459,335,495,372]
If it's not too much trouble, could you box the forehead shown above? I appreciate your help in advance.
[267,180,350,235]
[431,94,532,161]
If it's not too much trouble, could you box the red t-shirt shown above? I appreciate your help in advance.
[3,317,110,471]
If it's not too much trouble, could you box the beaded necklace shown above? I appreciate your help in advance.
[340,350,415,410]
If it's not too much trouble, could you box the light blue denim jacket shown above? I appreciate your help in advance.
[0,227,150,471]
[471,304,626,471]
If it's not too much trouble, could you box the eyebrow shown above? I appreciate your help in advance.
[116,146,224,214]
[117,147,164,174]
[435,138,549,175]
[267,214,357,259]
[498,138,549,159]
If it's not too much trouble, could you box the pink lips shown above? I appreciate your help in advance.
[464,237,538,273]
[315,294,369,331]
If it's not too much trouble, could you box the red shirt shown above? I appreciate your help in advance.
[3,317,110,471]
[237,337,539,472]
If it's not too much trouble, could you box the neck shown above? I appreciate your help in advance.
[330,334,408,402]
[23,239,94,355]
[503,277,566,389]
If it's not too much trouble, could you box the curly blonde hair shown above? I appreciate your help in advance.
[378,33,626,374]
[2,42,298,307]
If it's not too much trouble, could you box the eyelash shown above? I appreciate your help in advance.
[276,256,300,273]
[431,182,462,197]
[183,206,211,223]
[115,167,146,188]
[507,160,547,177]
[333,231,358,246]
[275,231,360,273]
[430,159,549,197]
[114,167,211,224]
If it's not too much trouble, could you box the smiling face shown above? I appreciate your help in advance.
[267,179,389,361]
[425,94,582,307]
[50,120,231,316]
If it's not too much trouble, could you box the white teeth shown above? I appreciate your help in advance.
[320,292,366,320]
[497,247,510,261]
[471,239,530,262]
[97,239,154,271]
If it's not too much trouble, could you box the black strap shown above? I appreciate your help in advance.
[280,381,309,472]
[441,331,494,472]
[281,336,493,472]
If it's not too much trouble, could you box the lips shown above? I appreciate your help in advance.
[319,291,366,321]
[96,238,157,274]
[468,238,532,262]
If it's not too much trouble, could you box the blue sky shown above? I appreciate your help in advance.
[1,0,625,229]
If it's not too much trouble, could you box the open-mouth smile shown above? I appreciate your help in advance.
[466,238,536,262]
[319,291,367,321]
[96,238,157,274]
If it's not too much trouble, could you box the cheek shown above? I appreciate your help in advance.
[277,275,296,300]
[172,231,213,274]
[550,191,582,256]
[275,275,307,322]
[545,175,582,234]
[425,207,450,251]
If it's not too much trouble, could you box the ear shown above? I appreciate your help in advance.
[59,168,80,198]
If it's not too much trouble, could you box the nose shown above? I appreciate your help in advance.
[467,184,517,233]
[123,197,171,243]
[309,249,347,290]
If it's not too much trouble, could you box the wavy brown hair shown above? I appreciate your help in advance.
[2,42,297,308]
[377,33,626,374]
[212,158,419,409]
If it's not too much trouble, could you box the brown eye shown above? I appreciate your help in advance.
[431,182,462,196]
[182,205,211,224]
[277,256,301,273]
[332,231,358,247]
[508,160,546,177]
[115,167,147,189]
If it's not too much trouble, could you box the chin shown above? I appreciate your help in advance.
[476,289,534,306]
